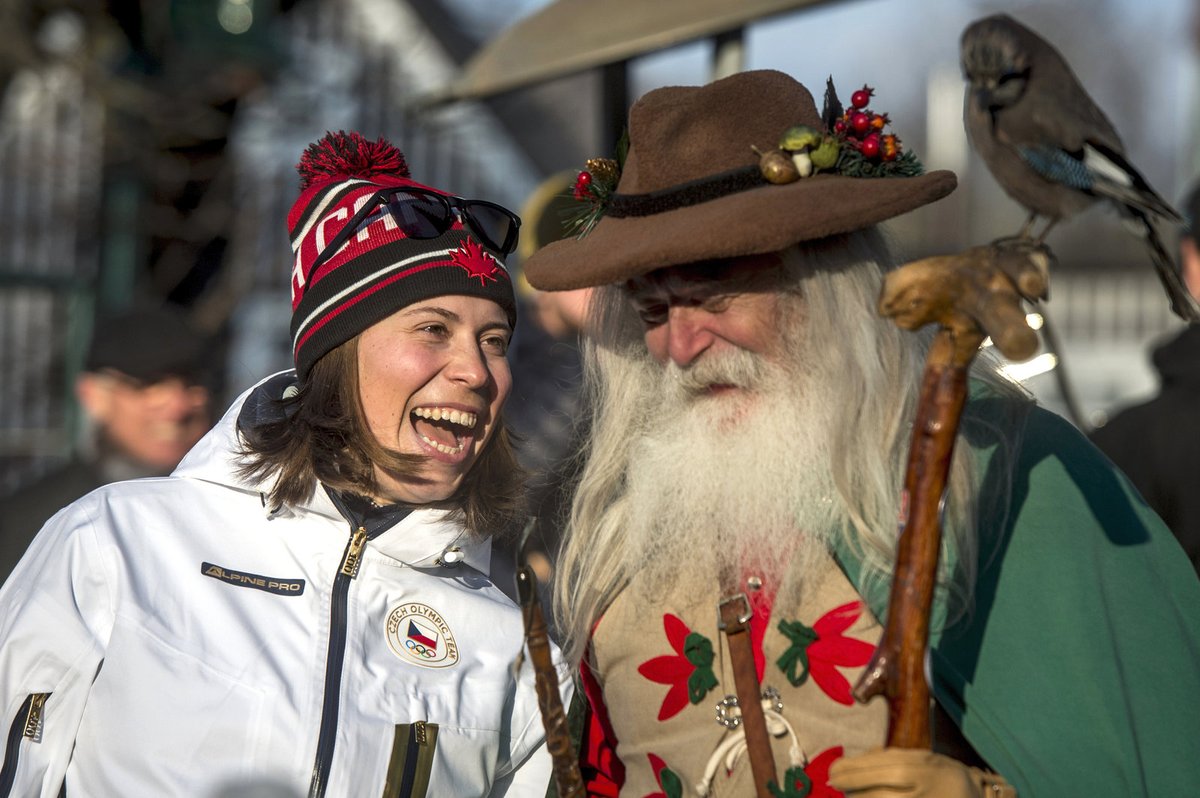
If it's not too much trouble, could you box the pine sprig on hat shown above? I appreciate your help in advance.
[563,129,630,239]
[297,130,410,190]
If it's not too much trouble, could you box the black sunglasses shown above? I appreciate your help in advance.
[311,186,521,272]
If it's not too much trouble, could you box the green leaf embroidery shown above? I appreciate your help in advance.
[775,619,819,687]
[660,765,684,798]
[683,632,718,704]
[768,766,813,798]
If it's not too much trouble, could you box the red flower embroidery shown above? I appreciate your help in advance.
[637,614,716,721]
[777,602,875,706]
[804,746,845,798]
[450,237,501,285]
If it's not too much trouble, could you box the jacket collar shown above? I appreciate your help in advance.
[174,372,493,575]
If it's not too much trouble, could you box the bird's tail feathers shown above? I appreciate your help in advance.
[1131,210,1200,322]
[1087,141,1183,223]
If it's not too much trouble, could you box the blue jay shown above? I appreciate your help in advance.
[961,13,1199,322]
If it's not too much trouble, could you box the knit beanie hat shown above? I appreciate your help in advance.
[287,131,518,379]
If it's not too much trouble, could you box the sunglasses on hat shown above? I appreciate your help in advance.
[312,186,522,272]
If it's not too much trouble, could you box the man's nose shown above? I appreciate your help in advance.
[664,306,714,367]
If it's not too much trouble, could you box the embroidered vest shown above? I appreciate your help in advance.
[590,553,887,796]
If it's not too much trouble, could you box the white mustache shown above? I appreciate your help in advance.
[663,349,767,396]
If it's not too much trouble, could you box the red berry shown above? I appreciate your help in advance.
[861,136,881,159]
[850,112,871,134]
[573,171,593,199]
[833,120,848,135]
[851,85,874,109]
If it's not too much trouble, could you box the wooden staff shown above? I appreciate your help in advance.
[515,520,585,797]
[853,239,1052,747]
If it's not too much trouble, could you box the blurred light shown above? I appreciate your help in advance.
[999,352,1058,382]
[218,0,254,35]
[980,313,1044,349]
[37,10,85,57]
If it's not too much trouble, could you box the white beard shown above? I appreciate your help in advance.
[621,343,842,599]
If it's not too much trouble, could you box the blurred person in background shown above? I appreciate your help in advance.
[0,131,565,796]
[503,172,596,583]
[0,304,215,579]
[1090,180,1200,576]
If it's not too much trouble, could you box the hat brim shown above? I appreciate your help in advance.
[524,169,957,290]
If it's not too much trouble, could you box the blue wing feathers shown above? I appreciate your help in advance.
[1017,145,1094,190]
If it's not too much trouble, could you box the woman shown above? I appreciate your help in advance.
[0,131,565,797]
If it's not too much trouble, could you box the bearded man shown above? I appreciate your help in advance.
[522,70,1200,798]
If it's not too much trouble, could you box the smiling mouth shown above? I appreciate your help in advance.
[411,406,479,455]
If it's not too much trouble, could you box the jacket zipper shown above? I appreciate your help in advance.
[0,693,49,797]
[307,526,369,798]
[397,721,423,798]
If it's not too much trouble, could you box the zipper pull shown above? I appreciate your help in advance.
[340,526,368,577]
[24,693,49,742]
[413,720,427,745]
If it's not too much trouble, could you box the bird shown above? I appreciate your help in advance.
[961,13,1199,322]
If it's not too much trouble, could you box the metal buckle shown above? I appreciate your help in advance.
[714,687,784,729]
[761,685,783,714]
[717,592,753,630]
[715,695,742,729]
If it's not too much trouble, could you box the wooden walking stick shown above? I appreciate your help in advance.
[853,239,1052,747]
[515,518,585,798]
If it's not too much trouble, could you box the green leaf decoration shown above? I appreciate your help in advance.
[660,765,684,798]
[683,631,718,704]
[776,619,819,687]
[768,766,813,798]
[833,146,924,178]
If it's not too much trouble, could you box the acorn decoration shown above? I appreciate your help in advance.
[756,146,799,184]
[755,123,843,184]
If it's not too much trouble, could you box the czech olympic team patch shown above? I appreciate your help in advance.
[386,603,459,668]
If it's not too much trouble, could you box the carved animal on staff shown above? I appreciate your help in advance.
[960,13,1200,322]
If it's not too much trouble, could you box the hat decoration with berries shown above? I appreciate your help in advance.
[287,130,516,379]
[525,70,954,292]
[757,77,925,184]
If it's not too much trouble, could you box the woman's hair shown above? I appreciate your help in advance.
[237,336,524,536]
[552,229,1029,665]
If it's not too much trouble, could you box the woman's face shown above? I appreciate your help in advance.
[357,295,512,504]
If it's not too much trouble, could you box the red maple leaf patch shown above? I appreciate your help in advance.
[450,237,501,285]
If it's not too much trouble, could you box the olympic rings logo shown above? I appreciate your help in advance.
[405,639,437,658]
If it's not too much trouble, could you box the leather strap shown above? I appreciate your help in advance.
[719,592,778,798]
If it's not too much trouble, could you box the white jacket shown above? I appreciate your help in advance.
[0,376,569,797]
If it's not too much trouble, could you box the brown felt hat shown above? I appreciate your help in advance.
[523,69,956,291]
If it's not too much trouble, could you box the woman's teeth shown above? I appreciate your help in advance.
[412,407,477,429]
[419,434,465,455]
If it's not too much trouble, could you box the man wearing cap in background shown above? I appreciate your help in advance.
[524,70,1200,797]
[1090,179,1200,577]
[0,305,215,580]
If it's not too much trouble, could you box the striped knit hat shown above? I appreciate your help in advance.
[287,131,517,379]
